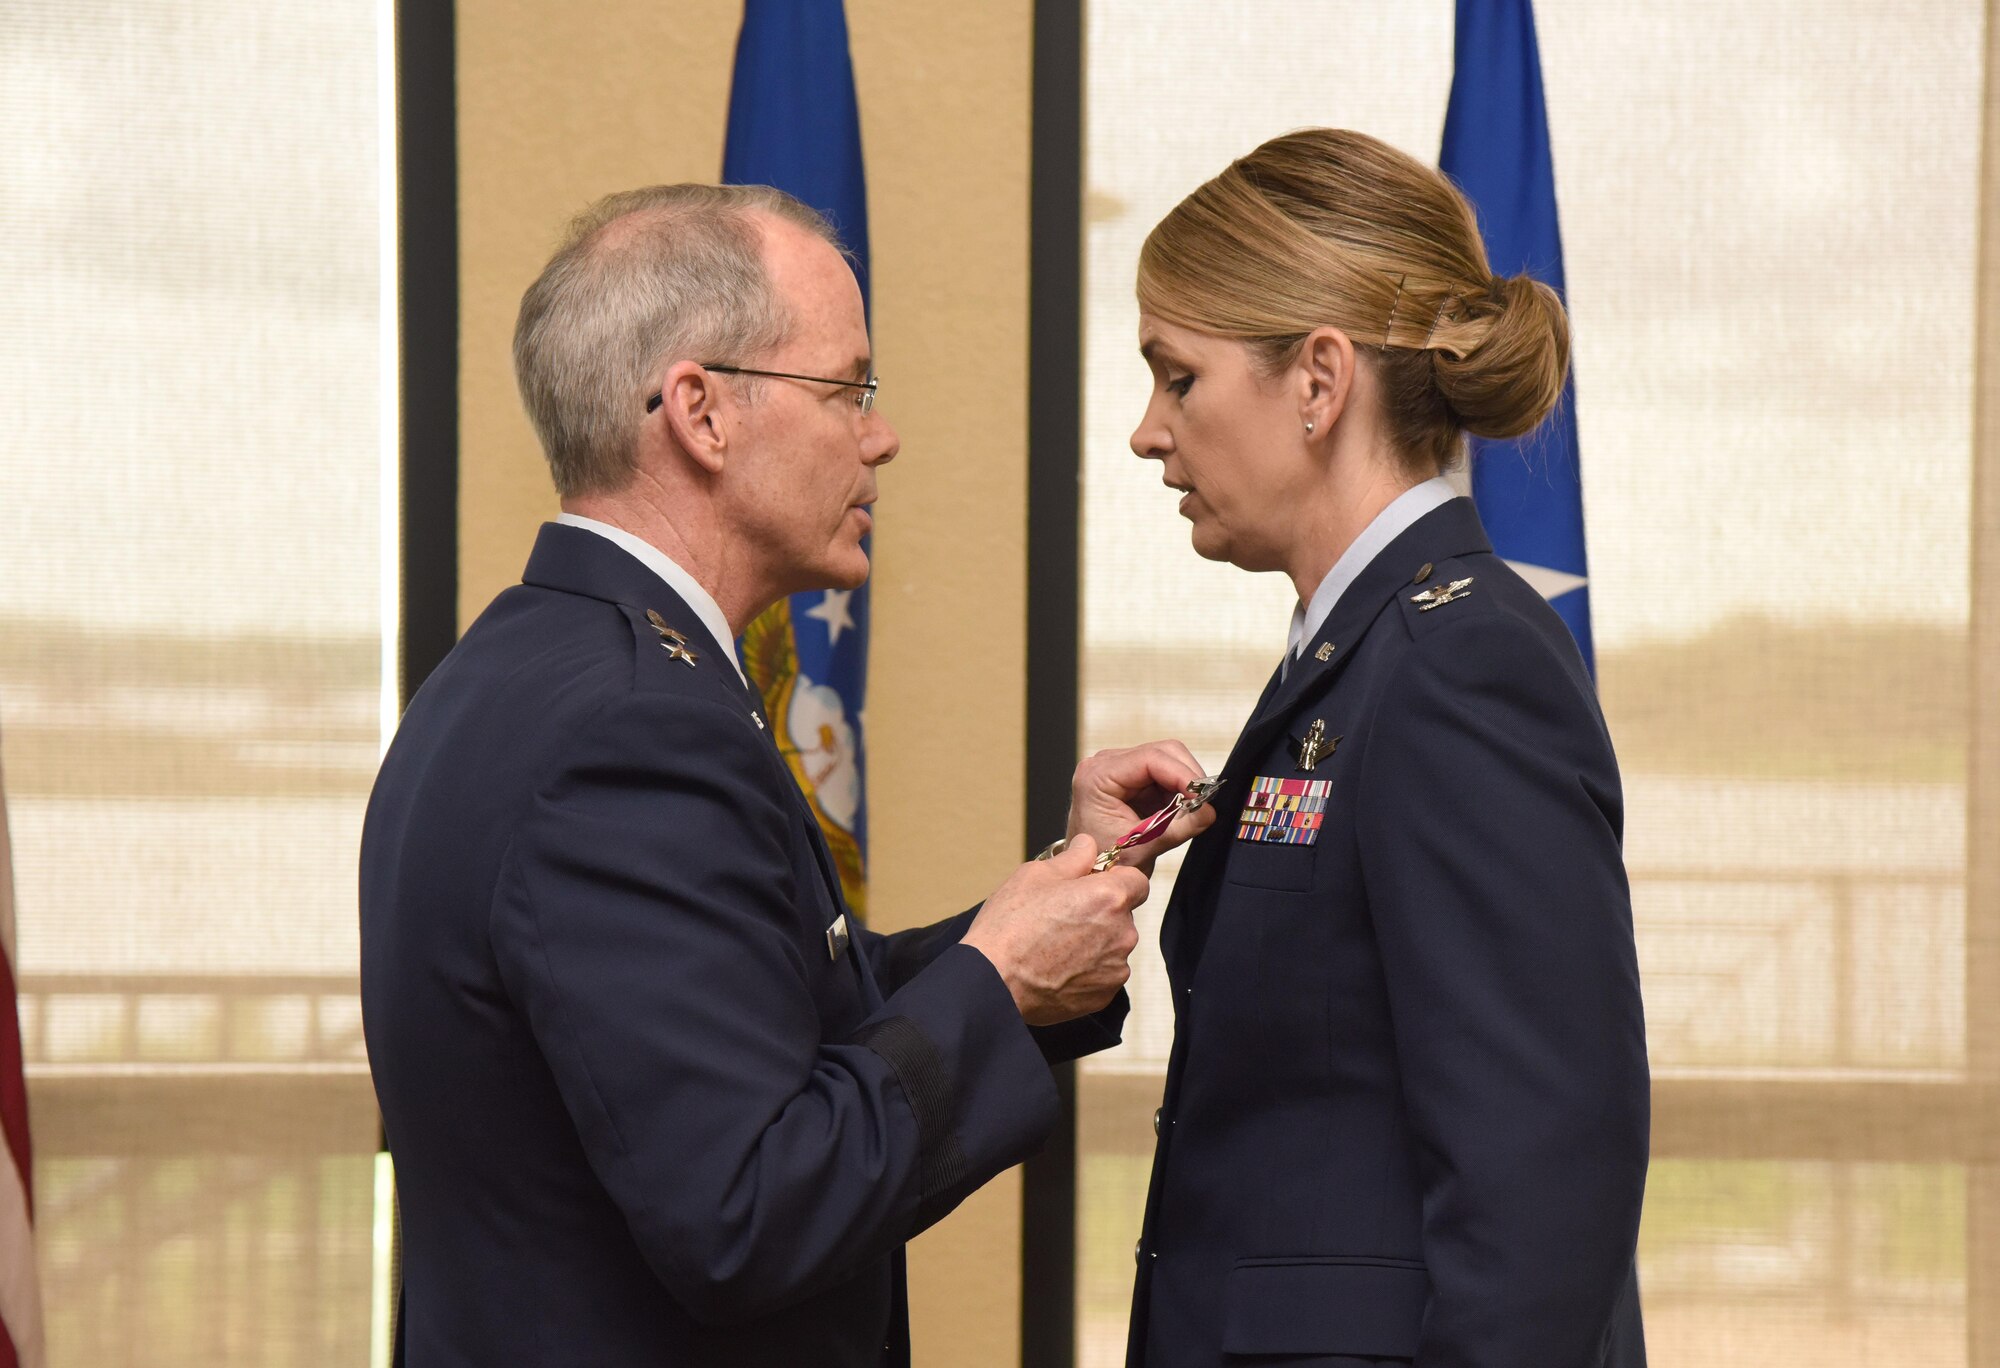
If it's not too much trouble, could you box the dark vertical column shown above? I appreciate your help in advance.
[384,6,457,1350]
[1021,3,1084,1368]
[397,0,460,707]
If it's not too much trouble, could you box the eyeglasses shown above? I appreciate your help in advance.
[646,364,879,416]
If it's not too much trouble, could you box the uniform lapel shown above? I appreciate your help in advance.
[744,695,875,1000]
[794,804,883,1005]
[1159,656,1283,975]
[1160,499,1494,978]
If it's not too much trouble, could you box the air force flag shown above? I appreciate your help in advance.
[724,0,874,914]
[1441,0,1595,673]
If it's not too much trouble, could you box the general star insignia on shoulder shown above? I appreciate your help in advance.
[644,609,700,667]
[1411,577,1474,612]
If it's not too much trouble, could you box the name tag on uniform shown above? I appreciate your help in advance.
[1236,776,1332,846]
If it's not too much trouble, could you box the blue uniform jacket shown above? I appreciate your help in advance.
[361,522,1120,1367]
[1128,498,1649,1368]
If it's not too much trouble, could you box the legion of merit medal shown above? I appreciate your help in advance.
[1090,777,1224,873]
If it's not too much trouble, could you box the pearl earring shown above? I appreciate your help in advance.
[1304,420,1315,434]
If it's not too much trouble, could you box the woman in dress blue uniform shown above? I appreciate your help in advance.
[1122,129,1649,1368]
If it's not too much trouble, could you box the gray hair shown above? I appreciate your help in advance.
[512,183,840,497]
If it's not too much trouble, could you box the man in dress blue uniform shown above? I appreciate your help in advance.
[361,183,1210,1368]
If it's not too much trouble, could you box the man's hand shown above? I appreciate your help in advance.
[961,836,1148,1026]
[1065,741,1218,874]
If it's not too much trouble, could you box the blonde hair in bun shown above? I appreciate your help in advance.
[1138,127,1570,477]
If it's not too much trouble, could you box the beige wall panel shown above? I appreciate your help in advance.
[842,5,1032,930]
[845,9,1035,1360]
[456,4,1039,1366]
[1965,3,1999,1360]
[457,1,741,623]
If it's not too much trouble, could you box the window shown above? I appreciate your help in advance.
[0,2,394,1362]
[1076,3,1990,1364]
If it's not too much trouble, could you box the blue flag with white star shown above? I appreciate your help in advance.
[1440,0,1594,673]
[724,0,873,913]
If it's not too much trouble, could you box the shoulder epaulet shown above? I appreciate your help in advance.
[623,603,773,733]
[625,603,722,690]
[642,608,704,669]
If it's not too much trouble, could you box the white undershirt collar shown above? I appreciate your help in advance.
[1287,477,1461,661]
[555,513,748,685]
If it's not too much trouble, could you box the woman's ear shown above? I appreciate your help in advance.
[1298,326,1356,437]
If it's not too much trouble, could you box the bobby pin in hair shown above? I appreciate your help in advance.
[1424,294,1458,349]
[1384,274,1406,344]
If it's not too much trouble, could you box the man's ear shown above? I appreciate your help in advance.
[1298,326,1357,436]
[654,361,729,475]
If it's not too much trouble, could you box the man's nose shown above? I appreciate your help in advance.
[866,412,900,464]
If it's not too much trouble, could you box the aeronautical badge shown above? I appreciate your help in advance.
[1236,776,1333,845]
[1293,719,1339,771]
[1411,577,1473,612]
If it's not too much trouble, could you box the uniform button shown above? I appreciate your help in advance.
[1153,1108,1163,1136]
[1134,1239,1143,1263]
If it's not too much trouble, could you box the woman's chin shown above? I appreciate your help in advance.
[1189,523,1281,574]
[1187,522,1234,564]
